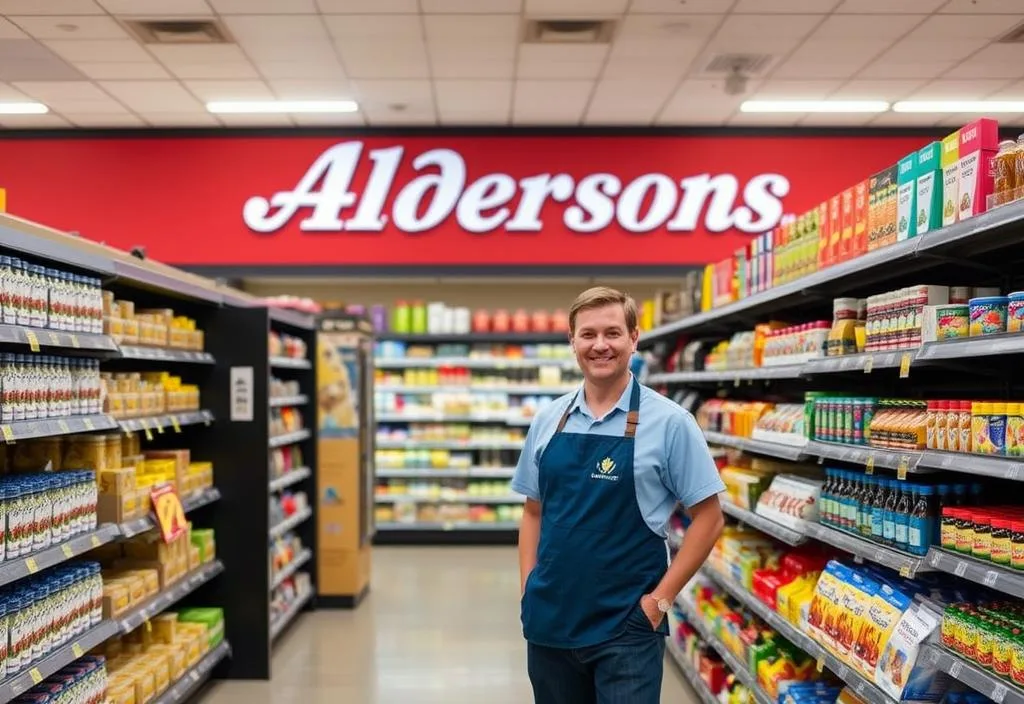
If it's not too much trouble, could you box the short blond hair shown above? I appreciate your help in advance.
[569,286,639,334]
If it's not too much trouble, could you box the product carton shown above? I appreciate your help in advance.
[839,187,855,261]
[897,153,918,242]
[817,202,830,269]
[915,142,944,236]
[853,180,870,255]
[828,195,842,263]
[957,117,1000,221]
[868,165,898,250]
[941,131,961,227]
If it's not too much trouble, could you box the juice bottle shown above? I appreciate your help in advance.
[926,401,938,449]
[959,401,973,453]
[991,402,1008,456]
[837,470,851,529]
[992,518,1013,566]
[908,485,934,556]
[972,511,992,561]
[1012,521,1024,570]
[883,479,899,547]
[1009,402,1023,457]
[863,398,878,445]
[973,401,991,454]
[871,478,887,543]
[977,615,995,670]
[859,477,876,538]
[894,482,911,552]
[941,507,959,550]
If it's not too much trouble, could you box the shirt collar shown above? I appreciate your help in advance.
[569,373,635,420]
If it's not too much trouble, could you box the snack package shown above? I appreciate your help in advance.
[807,561,853,655]
[875,603,944,701]
[839,570,877,660]
[853,582,911,678]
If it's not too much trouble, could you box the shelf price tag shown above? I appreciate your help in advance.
[48,332,59,345]
[155,419,165,434]
[991,684,1008,704]
[140,419,153,441]
[24,330,39,353]
[90,535,101,548]
[984,570,999,587]
[151,484,187,544]
[955,561,968,577]
[83,418,94,431]
[865,455,875,474]
[899,564,912,578]
[0,426,13,444]
[863,356,874,374]
[62,544,74,558]
[816,656,825,673]
[71,643,83,658]
[897,456,910,480]
[899,352,912,379]
[29,668,42,684]
[948,660,963,678]
[170,416,181,433]
[70,334,79,348]
[57,420,70,434]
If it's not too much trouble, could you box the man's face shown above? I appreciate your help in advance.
[570,303,638,383]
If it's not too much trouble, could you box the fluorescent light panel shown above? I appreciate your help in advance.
[741,100,890,113]
[0,102,48,115]
[206,100,358,114]
[893,100,1024,113]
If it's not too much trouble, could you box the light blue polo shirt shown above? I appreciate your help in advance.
[511,376,725,537]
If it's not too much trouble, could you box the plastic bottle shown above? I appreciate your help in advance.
[871,478,887,543]
[821,469,836,525]
[926,401,938,450]
[834,470,849,529]
[908,485,935,556]
[894,482,912,552]
[1009,403,1022,457]
[859,476,876,538]
[392,301,410,334]
[843,472,858,531]
[992,402,1009,456]
[883,479,899,547]
[953,483,967,507]
[958,401,972,454]
[973,402,991,454]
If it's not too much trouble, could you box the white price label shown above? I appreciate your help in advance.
[837,664,849,679]
[949,661,963,678]
[992,684,1008,704]
[874,550,886,564]
[984,570,999,587]
[1008,464,1022,481]
[854,555,865,564]
[191,669,201,682]
[955,561,968,577]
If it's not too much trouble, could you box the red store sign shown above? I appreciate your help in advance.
[0,134,927,268]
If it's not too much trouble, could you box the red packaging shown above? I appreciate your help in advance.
[853,179,870,256]
[839,187,855,261]
[817,201,830,269]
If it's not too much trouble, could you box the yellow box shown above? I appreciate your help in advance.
[100,467,137,496]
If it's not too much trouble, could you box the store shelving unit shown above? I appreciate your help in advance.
[920,643,1022,704]
[373,330,578,545]
[665,638,720,704]
[719,500,806,546]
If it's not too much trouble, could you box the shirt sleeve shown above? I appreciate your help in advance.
[660,409,725,508]
[511,418,541,501]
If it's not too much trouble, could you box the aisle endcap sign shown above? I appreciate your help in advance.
[242,140,791,237]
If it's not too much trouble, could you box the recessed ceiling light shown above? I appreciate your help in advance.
[893,100,1024,113]
[0,102,48,115]
[740,100,890,113]
[206,100,358,114]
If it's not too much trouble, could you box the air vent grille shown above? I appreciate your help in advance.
[702,53,774,75]
[522,18,617,44]
[123,18,232,44]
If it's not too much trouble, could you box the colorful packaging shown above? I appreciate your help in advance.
[854,180,870,255]
[840,188,855,261]
[957,118,999,220]
[818,201,831,270]
[828,195,842,264]
[941,131,961,227]
[916,142,944,235]
[868,166,899,250]
[875,604,942,701]
[854,584,912,679]
[807,561,852,655]
[897,154,918,241]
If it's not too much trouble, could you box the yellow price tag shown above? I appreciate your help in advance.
[155,420,165,435]
[899,352,912,379]
[25,558,38,573]
[83,418,94,431]
[70,334,80,348]
[71,643,83,658]
[1,426,14,444]
[897,456,909,481]
[24,330,39,353]
[863,356,874,374]
[145,620,152,633]
[899,565,912,578]
[58,420,70,434]
[29,668,42,684]
[141,419,153,441]
[816,656,825,673]
[62,544,74,558]
[90,535,101,548]
[170,416,181,433]
[48,332,59,345]
[865,455,875,474]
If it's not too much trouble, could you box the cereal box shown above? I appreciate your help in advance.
[941,131,961,227]
[915,142,943,236]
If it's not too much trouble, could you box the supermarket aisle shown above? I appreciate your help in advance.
[203,546,696,704]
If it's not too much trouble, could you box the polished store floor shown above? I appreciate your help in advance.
[203,546,697,704]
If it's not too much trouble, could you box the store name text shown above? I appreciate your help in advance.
[242,141,790,236]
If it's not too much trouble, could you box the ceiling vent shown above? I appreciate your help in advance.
[522,19,617,44]
[996,19,1024,43]
[701,53,774,76]
[123,18,232,44]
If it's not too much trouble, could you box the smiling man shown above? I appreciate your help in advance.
[512,286,725,704]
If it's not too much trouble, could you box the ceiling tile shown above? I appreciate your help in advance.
[0,114,71,128]
[316,0,419,14]
[832,79,926,99]
[241,39,339,64]
[857,60,956,79]
[750,79,844,98]
[166,63,259,80]
[423,14,519,43]
[9,15,130,40]
[0,0,102,13]
[517,44,608,79]
[435,79,512,111]
[867,111,943,126]
[337,40,430,79]
[797,113,879,126]
[353,79,435,123]
[65,113,144,127]
[655,109,727,125]
[10,81,112,108]
[513,79,592,124]
[0,40,85,81]
[772,39,889,79]
[727,112,801,125]
[423,0,521,10]
[216,113,294,126]
[814,13,926,38]
[601,57,688,80]
[0,19,26,39]
[0,82,30,100]
[100,81,205,112]
[584,77,676,124]
[148,44,250,65]
[733,0,841,10]
[524,0,628,14]
[438,109,510,124]
[95,0,213,14]
[75,62,171,80]
[631,0,730,10]
[138,112,220,126]
[365,107,437,124]
[907,14,1021,39]
[939,0,1024,12]
[210,0,317,11]
[715,13,824,39]
[255,60,348,79]
[835,0,945,11]
[269,79,353,99]
[44,39,150,63]
[431,57,515,79]
[224,15,327,39]
[291,112,365,125]
[183,80,274,101]
[658,78,750,120]
[618,13,723,41]
[324,14,422,39]
[946,45,1024,80]
[906,78,1013,99]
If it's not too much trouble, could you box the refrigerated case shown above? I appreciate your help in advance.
[315,312,375,608]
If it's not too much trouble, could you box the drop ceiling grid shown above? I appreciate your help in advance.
[0,0,1020,127]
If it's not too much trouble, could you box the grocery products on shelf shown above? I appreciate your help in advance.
[375,478,516,501]
[0,471,97,558]
[270,376,303,400]
[271,572,312,624]
[376,423,525,445]
[376,365,578,389]
[374,300,570,335]
[375,448,516,471]
[941,600,1024,685]
[375,340,574,362]
[752,405,807,447]
[270,407,305,438]
[270,445,306,482]
[0,355,101,421]
[101,371,200,420]
[375,500,524,526]
[103,295,205,351]
[940,506,1024,570]
[268,331,307,361]
[23,655,108,704]
[270,491,310,528]
[271,533,307,578]
[0,257,103,333]
[757,475,824,533]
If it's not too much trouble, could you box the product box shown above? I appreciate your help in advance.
[868,165,898,250]
[957,117,1000,221]
[941,131,961,227]
[839,187,855,261]
[853,180,870,255]
[897,154,918,241]
[915,142,944,236]
[817,201,830,269]
[144,449,190,493]
[828,195,842,264]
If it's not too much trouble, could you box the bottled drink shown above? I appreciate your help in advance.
[883,479,899,547]
[894,483,912,552]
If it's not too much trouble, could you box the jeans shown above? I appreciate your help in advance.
[526,604,667,704]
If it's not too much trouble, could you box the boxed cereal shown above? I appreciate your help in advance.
[915,142,944,235]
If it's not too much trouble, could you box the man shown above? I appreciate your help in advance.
[512,286,725,704]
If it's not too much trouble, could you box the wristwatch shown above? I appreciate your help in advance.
[647,594,672,614]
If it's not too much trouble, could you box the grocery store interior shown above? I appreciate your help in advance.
[5,1,1024,704]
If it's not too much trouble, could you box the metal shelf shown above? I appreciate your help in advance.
[270,589,313,642]
[0,323,118,355]
[802,522,932,577]
[704,431,809,462]
[803,350,912,376]
[918,450,1024,481]
[269,395,309,408]
[117,345,215,364]
[649,364,805,384]
[118,409,213,434]
[921,644,1023,704]
[375,521,519,531]
[665,638,720,704]
[804,441,927,474]
[375,467,516,479]
[376,357,577,369]
[375,384,577,396]
[915,333,1024,362]
[0,619,119,700]
[376,412,535,425]
[376,439,524,450]
[701,566,894,704]
[720,499,807,546]
[152,640,231,704]
[269,507,313,540]
[269,356,312,370]
[269,428,311,448]
[119,486,221,539]
[269,466,312,492]
[116,560,225,633]
[926,548,1024,599]
[0,525,119,589]
[271,548,312,591]
[268,307,316,331]
[378,332,568,344]
[374,494,522,505]
[677,597,773,704]
[0,413,117,442]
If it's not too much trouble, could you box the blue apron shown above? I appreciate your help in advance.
[521,379,669,648]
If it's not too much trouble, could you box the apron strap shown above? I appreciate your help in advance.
[555,392,577,434]
[556,379,642,436]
